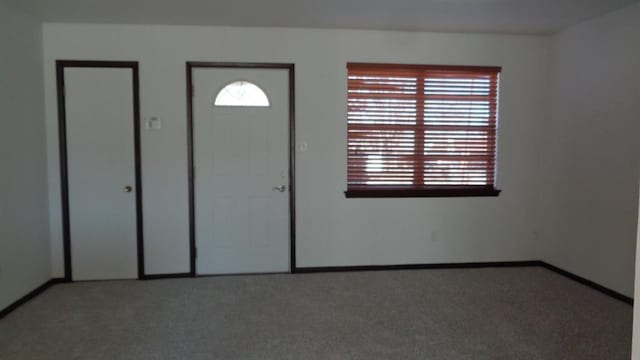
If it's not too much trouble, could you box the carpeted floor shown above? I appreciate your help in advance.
[0,267,632,359]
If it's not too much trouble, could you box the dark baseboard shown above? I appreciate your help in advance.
[296,260,633,306]
[1,261,632,319]
[197,271,289,278]
[0,278,65,320]
[540,262,633,305]
[294,260,544,273]
[141,273,193,280]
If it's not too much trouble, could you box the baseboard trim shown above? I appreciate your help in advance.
[296,260,633,305]
[294,260,544,274]
[540,262,633,305]
[0,278,65,320]
[141,273,193,280]
[1,261,631,318]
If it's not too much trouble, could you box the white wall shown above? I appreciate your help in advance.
[542,3,640,297]
[0,3,51,309]
[42,24,551,276]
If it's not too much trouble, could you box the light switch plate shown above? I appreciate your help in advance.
[146,116,161,130]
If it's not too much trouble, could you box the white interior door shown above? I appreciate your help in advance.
[65,67,138,280]
[193,67,290,275]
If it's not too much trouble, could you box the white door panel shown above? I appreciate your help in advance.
[194,68,289,274]
[65,67,138,280]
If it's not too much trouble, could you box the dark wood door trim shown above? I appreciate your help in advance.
[186,62,297,275]
[56,60,145,281]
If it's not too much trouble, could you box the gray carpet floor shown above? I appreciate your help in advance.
[0,267,632,359]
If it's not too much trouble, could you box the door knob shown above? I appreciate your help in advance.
[123,185,133,193]
[272,185,286,192]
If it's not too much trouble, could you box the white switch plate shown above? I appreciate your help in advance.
[146,116,161,130]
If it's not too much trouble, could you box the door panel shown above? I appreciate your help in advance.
[65,67,138,280]
[194,68,289,274]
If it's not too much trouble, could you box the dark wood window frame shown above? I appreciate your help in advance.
[345,63,502,198]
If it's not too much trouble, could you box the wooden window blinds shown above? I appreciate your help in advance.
[346,63,501,198]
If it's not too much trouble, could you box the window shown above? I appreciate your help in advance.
[214,80,270,107]
[346,63,501,198]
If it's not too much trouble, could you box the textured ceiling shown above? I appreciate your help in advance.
[5,0,640,34]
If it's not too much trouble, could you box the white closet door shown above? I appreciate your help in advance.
[65,67,138,280]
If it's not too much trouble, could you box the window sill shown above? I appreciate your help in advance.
[344,186,501,198]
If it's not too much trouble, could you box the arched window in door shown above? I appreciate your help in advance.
[214,80,270,107]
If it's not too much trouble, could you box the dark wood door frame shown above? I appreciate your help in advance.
[56,60,145,281]
[186,62,297,276]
